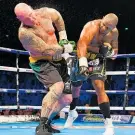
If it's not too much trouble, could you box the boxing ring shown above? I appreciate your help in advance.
[0,47,135,135]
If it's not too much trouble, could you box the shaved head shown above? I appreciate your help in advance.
[103,13,118,26]
[14,3,33,21]
[14,3,38,26]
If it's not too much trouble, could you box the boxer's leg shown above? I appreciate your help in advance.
[30,61,64,135]
[92,79,114,135]
[64,81,82,128]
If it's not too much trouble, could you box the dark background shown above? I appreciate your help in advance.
[0,0,135,54]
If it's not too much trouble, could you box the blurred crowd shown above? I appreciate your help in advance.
[0,109,40,116]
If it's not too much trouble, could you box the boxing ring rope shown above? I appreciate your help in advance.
[0,47,135,111]
[1,88,135,94]
[1,65,135,75]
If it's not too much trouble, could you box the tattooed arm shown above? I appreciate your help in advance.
[47,8,67,40]
[18,28,63,56]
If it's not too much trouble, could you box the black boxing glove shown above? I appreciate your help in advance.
[99,43,115,57]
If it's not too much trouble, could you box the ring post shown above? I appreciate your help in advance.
[123,57,130,112]
[16,52,20,110]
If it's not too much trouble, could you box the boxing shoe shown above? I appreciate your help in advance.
[36,118,60,134]
[102,118,115,135]
[64,108,78,128]
[35,117,52,135]
[47,120,60,133]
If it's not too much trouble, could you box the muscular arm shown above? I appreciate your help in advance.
[103,28,119,60]
[19,28,63,56]
[77,22,98,58]
[111,28,119,55]
[48,8,67,40]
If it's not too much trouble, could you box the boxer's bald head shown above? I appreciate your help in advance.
[100,13,118,34]
[14,3,36,26]
[14,3,33,20]
[103,13,118,27]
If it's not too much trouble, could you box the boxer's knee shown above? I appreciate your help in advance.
[49,81,65,97]
[92,80,105,96]
[59,94,73,106]
[72,86,81,98]
[71,81,82,98]
[41,82,64,110]
[92,80,109,103]
[63,94,73,105]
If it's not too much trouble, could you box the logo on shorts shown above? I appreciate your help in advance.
[88,58,99,66]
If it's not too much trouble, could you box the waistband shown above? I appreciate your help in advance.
[29,56,62,63]
[87,52,98,60]
[29,52,98,63]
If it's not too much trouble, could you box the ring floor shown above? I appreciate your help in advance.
[0,119,135,135]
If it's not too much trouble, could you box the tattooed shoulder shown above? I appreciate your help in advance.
[19,28,31,40]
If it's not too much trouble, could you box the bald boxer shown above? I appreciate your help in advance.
[14,3,75,135]
[64,13,118,135]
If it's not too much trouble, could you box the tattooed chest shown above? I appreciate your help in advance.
[34,23,56,43]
